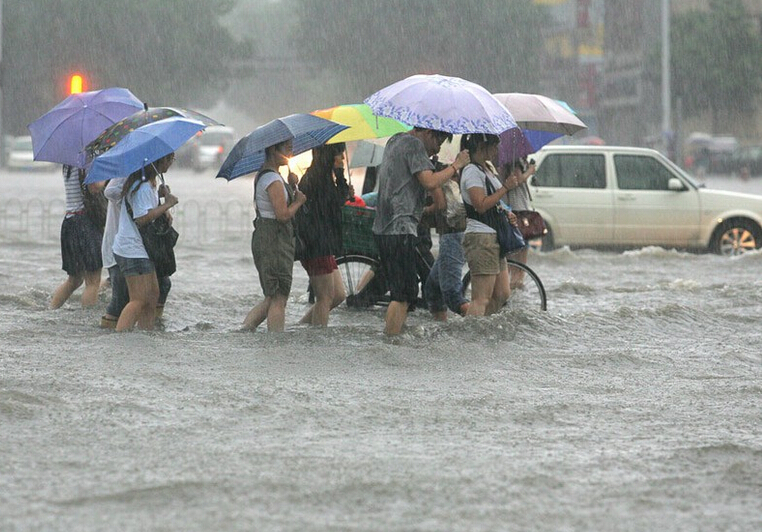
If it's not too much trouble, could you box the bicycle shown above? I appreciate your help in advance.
[333,206,547,312]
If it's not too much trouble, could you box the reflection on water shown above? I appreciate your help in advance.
[1,169,761,530]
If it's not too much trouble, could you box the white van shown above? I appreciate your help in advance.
[528,145,762,255]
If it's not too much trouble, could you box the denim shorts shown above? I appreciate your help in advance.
[114,254,156,277]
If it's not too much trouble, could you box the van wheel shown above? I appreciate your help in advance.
[712,219,761,256]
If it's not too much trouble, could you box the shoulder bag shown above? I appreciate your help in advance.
[513,183,546,240]
[463,165,525,256]
[126,182,179,278]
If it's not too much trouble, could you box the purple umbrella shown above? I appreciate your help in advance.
[364,74,516,135]
[28,87,144,168]
[497,127,537,166]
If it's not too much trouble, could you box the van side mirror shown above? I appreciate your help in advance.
[668,177,686,191]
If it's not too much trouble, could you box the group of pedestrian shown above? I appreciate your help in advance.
[370,129,535,335]
[50,128,535,336]
[51,153,179,332]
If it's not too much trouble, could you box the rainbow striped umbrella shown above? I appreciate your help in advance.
[311,103,410,144]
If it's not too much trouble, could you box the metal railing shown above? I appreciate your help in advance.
[0,198,253,245]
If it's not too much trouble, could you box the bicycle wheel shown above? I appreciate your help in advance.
[461,259,547,311]
[335,254,383,308]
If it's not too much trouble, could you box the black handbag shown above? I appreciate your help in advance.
[126,186,179,278]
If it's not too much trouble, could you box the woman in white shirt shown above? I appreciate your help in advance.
[112,153,177,332]
[460,134,516,316]
[242,139,307,332]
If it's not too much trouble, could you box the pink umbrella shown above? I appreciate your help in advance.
[492,93,587,136]
[493,92,588,166]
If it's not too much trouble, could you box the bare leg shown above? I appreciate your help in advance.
[384,300,409,335]
[508,247,528,289]
[467,274,497,316]
[81,269,102,307]
[243,298,271,331]
[116,273,159,332]
[50,274,84,309]
[266,294,288,332]
[331,269,347,308]
[301,269,346,326]
[486,269,510,315]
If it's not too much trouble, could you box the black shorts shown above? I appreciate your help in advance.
[374,233,418,304]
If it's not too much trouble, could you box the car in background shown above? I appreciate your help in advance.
[731,145,762,177]
[5,135,56,171]
[528,145,762,256]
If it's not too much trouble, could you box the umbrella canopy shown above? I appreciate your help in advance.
[216,113,349,181]
[84,117,206,184]
[364,74,516,135]
[311,103,410,144]
[349,140,385,169]
[28,87,143,168]
[83,105,220,165]
[496,128,538,165]
[492,93,587,166]
[491,93,587,136]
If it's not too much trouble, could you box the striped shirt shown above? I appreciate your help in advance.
[63,165,85,216]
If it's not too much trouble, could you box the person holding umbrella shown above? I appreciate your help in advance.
[28,87,144,310]
[112,153,179,332]
[372,128,470,335]
[49,165,105,309]
[241,139,307,333]
[294,143,350,327]
[217,113,347,332]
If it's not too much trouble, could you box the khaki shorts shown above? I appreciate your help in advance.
[463,232,507,276]
[251,218,295,297]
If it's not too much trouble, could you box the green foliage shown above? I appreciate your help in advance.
[670,0,762,126]
[291,0,547,97]
[4,0,253,134]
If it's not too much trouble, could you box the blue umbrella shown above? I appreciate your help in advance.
[216,113,349,181]
[84,117,206,184]
[28,87,143,168]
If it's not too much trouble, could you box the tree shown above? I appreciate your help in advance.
[291,0,548,100]
[3,0,253,134]
[670,0,762,131]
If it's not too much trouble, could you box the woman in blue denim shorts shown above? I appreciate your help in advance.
[112,153,177,332]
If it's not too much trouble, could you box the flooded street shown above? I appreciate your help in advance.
[2,168,761,531]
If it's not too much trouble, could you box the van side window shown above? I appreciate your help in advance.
[533,154,606,189]
[614,155,675,190]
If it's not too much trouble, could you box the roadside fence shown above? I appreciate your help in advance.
[0,198,253,245]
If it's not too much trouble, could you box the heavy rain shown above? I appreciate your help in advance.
[1,1,761,531]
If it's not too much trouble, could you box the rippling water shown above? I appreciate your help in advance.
[2,169,761,531]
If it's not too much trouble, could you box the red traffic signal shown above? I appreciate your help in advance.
[69,74,85,94]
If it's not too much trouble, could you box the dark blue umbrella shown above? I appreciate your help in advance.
[84,117,206,184]
[28,87,144,168]
[216,113,349,181]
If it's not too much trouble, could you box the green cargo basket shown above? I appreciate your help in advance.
[341,205,378,256]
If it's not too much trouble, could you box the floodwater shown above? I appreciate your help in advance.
[1,167,761,531]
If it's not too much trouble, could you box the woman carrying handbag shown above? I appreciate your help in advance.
[500,157,541,289]
[460,134,522,316]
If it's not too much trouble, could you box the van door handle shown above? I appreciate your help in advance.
[617,194,637,201]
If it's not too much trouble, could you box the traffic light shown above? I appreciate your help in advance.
[69,74,85,94]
